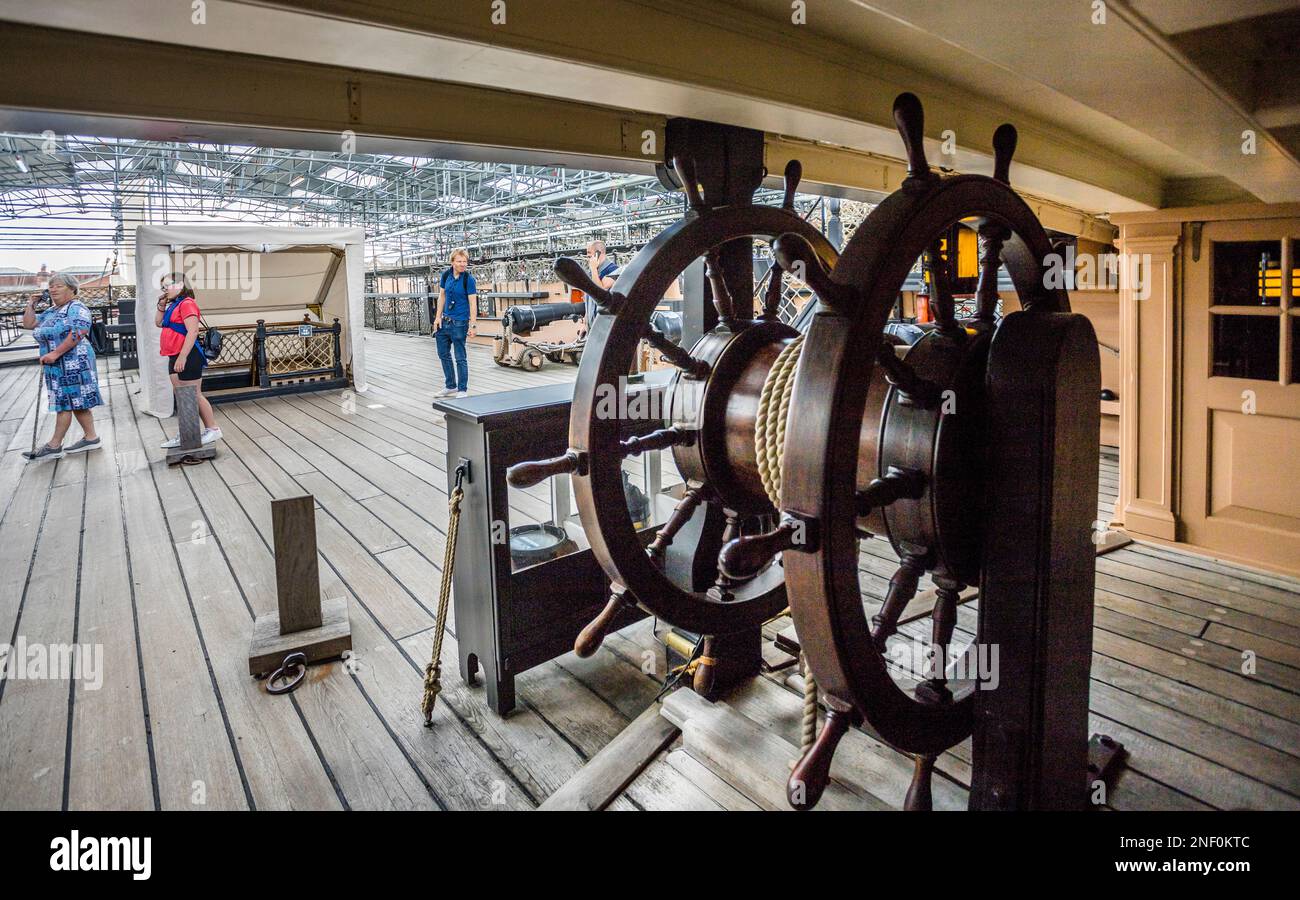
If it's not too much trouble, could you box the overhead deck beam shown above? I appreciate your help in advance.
[0,0,1161,215]
[0,23,1118,241]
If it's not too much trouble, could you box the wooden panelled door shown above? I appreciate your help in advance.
[1181,219,1300,575]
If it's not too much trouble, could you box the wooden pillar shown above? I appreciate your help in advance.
[1115,228,1180,540]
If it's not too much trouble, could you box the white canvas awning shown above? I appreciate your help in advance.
[133,224,367,417]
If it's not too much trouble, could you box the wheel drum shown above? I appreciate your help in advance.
[781,175,1068,755]
[569,205,836,635]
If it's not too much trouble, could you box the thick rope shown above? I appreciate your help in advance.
[753,334,820,754]
[422,477,465,725]
[753,333,804,507]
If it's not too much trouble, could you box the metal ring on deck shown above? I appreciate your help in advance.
[266,652,308,695]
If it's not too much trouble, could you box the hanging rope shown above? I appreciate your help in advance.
[801,654,818,754]
[422,461,469,726]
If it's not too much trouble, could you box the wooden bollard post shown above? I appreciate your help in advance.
[166,382,216,466]
[248,495,352,676]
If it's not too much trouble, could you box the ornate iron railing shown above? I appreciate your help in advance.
[364,294,426,333]
[253,318,345,388]
[0,285,135,315]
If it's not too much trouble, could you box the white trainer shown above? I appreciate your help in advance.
[455,391,469,398]
[160,435,181,449]
[434,387,457,398]
[201,427,224,445]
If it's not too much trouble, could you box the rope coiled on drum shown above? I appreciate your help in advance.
[753,333,804,508]
[752,333,820,754]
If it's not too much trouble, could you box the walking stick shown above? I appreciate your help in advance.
[30,353,45,457]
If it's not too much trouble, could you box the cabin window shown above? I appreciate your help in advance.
[1210,239,1296,383]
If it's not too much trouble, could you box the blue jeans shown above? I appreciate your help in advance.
[436,319,469,391]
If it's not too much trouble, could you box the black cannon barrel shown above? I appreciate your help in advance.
[502,302,583,334]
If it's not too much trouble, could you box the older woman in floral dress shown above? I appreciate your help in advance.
[21,272,102,461]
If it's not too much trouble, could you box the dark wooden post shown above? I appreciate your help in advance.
[166,382,215,466]
[255,319,270,388]
[272,496,322,633]
[331,318,344,379]
[249,494,352,675]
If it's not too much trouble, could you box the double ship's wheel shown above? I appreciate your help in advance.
[509,93,1093,810]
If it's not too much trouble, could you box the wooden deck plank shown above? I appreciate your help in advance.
[151,459,350,811]
[1204,622,1300,670]
[399,626,615,807]
[1110,546,1300,610]
[125,377,347,811]
[1098,571,1300,643]
[538,704,678,811]
[1098,557,1300,625]
[893,609,1299,809]
[0,478,84,808]
[109,374,248,810]
[67,403,153,810]
[1123,542,1300,594]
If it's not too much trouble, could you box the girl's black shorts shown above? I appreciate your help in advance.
[168,345,205,382]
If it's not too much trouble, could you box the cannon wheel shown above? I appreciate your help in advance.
[520,347,544,371]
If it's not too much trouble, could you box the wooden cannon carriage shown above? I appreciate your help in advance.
[508,95,1102,811]
[492,300,587,371]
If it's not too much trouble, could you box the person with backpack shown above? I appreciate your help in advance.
[433,248,478,398]
[20,272,103,461]
[156,272,222,448]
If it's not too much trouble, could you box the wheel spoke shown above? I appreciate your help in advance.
[974,223,1009,325]
[704,250,738,328]
[646,483,705,564]
[643,325,710,377]
[871,550,927,650]
[760,260,784,321]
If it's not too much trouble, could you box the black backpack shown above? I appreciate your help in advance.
[89,320,108,354]
[200,323,223,361]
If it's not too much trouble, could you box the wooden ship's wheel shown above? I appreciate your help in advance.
[722,93,1100,810]
[507,157,838,690]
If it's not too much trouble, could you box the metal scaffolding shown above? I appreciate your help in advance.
[0,132,873,284]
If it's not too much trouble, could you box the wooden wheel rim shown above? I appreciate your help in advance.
[570,204,836,635]
[781,175,1068,754]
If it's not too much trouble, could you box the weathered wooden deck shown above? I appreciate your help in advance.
[0,329,1296,810]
